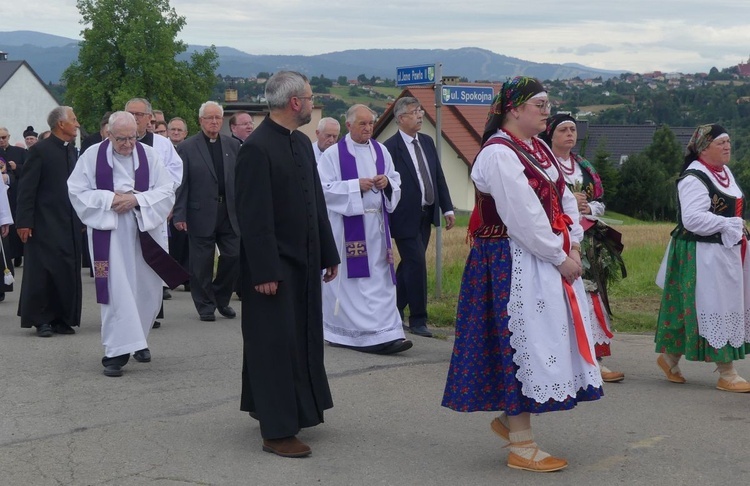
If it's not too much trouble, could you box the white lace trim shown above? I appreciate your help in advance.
[587,292,612,346]
[507,242,602,404]
[698,308,750,349]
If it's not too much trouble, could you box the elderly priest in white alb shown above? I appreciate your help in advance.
[318,104,412,355]
[68,112,185,377]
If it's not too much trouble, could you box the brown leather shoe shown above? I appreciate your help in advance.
[716,378,750,393]
[657,354,686,383]
[490,415,510,441]
[262,436,311,458]
[601,370,625,383]
[507,452,568,472]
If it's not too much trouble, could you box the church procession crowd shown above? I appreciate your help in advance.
[0,72,749,473]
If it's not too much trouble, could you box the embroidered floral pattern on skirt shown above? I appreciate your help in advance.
[442,238,603,414]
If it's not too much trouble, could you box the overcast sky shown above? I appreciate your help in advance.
[4,0,750,73]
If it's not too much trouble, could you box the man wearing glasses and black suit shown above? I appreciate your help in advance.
[384,96,455,338]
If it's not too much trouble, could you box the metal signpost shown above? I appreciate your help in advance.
[394,68,495,298]
[396,63,445,297]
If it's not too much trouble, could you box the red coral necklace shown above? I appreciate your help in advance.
[698,158,730,188]
[556,156,576,175]
[502,130,552,169]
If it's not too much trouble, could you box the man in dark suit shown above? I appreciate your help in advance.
[173,101,241,321]
[384,97,455,338]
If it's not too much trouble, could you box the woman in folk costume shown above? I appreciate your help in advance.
[540,114,626,383]
[655,124,750,392]
[442,77,603,473]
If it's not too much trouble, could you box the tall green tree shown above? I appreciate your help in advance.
[611,153,669,220]
[63,0,218,134]
[643,125,683,177]
[591,143,619,205]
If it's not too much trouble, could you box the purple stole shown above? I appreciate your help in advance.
[92,140,188,304]
[337,138,396,284]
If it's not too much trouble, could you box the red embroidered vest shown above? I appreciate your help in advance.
[469,137,566,239]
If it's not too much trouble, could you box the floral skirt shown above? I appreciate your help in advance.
[441,238,603,415]
[655,238,750,362]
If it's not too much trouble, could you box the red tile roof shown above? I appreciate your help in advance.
[374,86,498,167]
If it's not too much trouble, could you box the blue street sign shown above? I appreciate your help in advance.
[441,85,494,105]
[396,64,436,86]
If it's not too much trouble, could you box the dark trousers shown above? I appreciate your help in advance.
[394,208,433,327]
[188,203,239,315]
[168,218,190,280]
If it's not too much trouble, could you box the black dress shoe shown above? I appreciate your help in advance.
[103,365,123,377]
[372,339,414,355]
[133,349,151,363]
[36,323,54,338]
[199,313,216,322]
[162,288,172,300]
[52,322,76,334]
[152,320,161,329]
[183,283,190,292]
[409,324,433,338]
[0,292,5,302]
[217,305,236,318]
[13,257,22,267]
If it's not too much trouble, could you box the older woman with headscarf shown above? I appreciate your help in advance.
[442,77,603,473]
[655,124,750,392]
[540,114,626,384]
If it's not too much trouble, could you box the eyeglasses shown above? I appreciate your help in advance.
[401,109,424,117]
[113,136,137,143]
[127,111,150,119]
[0,135,9,140]
[296,95,315,103]
[201,116,223,122]
[169,128,186,132]
[525,100,552,112]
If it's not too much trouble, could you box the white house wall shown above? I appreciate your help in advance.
[0,64,60,146]
[376,119,474,213]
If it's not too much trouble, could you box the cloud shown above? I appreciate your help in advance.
[3,0,750,73]
[575,44,612,56]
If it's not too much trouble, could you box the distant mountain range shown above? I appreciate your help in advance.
[0,30,626,84]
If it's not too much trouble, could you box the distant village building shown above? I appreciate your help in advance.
[738,56,750,77]
[0,53,60,146]
[575,121,694,166]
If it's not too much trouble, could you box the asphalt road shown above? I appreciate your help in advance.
[1,266,748,485]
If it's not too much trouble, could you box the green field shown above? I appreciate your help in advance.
[327,86,398,111]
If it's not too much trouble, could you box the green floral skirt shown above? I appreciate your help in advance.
[655,238,750,363]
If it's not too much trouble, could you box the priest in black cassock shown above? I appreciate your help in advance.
[235,71,340,458]
[16,106,83,337]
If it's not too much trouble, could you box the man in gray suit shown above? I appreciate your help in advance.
[173,101,241,321]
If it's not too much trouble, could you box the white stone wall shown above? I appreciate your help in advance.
[0,64,60,146]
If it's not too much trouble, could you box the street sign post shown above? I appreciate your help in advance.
[440,85,494,106]
[396,64,436,87]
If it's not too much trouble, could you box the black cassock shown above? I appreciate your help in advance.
[235,117,339,440]
[0,144,26,260]
[16,134,82,328]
